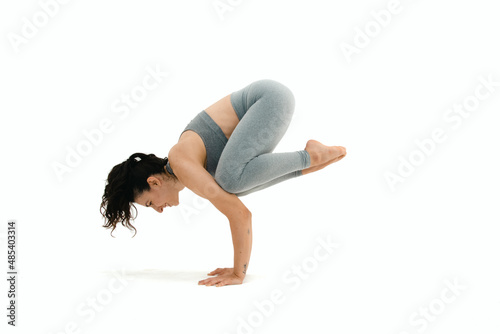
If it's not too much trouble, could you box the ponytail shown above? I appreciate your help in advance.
[100,152,174,237]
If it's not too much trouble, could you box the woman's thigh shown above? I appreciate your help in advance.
[226,79,295,158]
[215,79,296,185]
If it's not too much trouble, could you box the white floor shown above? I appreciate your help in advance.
[1,0,500,333]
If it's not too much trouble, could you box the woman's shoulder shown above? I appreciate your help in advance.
[169,133,207,169]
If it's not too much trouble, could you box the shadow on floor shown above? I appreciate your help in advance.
[99,268,263,284]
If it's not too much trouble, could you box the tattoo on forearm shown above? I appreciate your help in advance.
[248,228,250,235]
[243,263,247,274]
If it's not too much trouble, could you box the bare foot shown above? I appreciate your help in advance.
[302,139,346,175]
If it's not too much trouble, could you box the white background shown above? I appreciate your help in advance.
[1,0,499,333]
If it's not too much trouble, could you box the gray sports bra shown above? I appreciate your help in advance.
[166,110,228,178]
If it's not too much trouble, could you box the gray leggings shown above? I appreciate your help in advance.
[214,79,311,197]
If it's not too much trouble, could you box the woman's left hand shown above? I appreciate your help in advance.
[198,267,245,287]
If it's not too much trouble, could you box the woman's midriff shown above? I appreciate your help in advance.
[178,93,240,169]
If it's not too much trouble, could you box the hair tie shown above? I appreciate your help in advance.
[126,154,142,169]
[128,154,143,164]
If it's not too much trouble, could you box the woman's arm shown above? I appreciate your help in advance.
[169,148,252,286]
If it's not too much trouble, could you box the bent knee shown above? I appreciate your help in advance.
[215,175,243,194]
[253,79,295,109]
[215,167,248,194]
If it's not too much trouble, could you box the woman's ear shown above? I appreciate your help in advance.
[146,175,161,187]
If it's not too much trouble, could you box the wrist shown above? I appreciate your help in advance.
[233,269,246,279]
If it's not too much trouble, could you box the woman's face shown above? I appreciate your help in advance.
[134,173,184,213]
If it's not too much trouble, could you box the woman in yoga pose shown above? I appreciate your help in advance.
[100,79,346,287]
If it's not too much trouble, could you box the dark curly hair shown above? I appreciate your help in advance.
[100,152,175,237]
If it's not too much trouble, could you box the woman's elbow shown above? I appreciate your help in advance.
[242,208,252,221]
[229,207,251,222]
